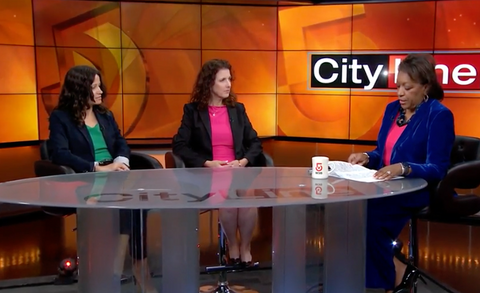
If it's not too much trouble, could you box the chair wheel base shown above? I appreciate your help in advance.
[201,283,255,293]
[53,275,76,285]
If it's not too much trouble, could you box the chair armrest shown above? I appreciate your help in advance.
[165,152,186,168]
[443,160,480,190]
[130,152,163,170]
[431,160,480,217]
[263,152,274,167]
[34,160,76,177]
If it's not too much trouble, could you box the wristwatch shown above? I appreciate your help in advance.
[401,162,410,175]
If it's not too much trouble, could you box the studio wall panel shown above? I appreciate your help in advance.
[0,95,38,143]
[0,45,36,95]
[236,95,276,137]
[277,94,350,139]
[202,5,277,50]
[435,0,480,50]
[202,51,277,94]
[1,0,480,144]
[121,3,201,49]
[33,0,121,48]
[351,1,436,51]
[0,0,34,46]
[122,94,190,139]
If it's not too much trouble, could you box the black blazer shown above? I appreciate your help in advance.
[172,102,263,168]
[48,108,130,173]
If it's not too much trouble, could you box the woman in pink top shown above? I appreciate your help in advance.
[173,59,264,267]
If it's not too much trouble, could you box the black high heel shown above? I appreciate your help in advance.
[393,264,426,293]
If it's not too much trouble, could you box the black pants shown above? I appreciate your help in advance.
[42,207,148,260]
[119,209,149,260]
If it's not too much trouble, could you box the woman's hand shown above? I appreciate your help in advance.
[204,160,228,168]
[348,153,369,165]
[95,162,129,172]
[374,163,403,181]
[226,158,248,168]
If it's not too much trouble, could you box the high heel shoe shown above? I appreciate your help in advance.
[132,259,158,293]
[392,264,425,293]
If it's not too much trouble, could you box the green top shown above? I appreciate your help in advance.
[86,124,113,162]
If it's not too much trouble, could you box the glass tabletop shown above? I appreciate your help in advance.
[0,167,427,209]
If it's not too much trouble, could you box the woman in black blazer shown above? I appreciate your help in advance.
[173,59,263,267]
[48,65,157,293]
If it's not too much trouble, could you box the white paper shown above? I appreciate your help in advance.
[327,161,403,183]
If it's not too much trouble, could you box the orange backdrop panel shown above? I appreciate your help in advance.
[236,95,276,137]
[0,45,36,94]
[123,94,190,139]
[435,0,480,50]
[349,95,397,140]
[202,5,277,50]
[442,97,480,138]
[277,51,353,95]
[202,51,276,94]
[120,2,201,49]
[0,0,34,46]
[277,94,350,139]
[122,49,201,94]
[278,5,354,51]
[352,1,436,50]
[33,0,121,47]
[0,95,38,143]
[35,47,122,95]
[3,0,480,143]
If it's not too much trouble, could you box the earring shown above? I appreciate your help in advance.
[424,94,429,102]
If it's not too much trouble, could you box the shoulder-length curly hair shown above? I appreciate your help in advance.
[190,59,237,110]
[55,65,108,125]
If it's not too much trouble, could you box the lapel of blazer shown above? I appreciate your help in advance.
[392,99,432,157]
[78,123,95,158]
[199,107,212,141]
[227,105,239,154]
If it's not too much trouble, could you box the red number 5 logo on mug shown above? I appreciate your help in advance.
[315,162,323,172]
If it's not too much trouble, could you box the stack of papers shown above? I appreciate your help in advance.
[327,161,403,183]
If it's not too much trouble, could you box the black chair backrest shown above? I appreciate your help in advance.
[450,135,480,167]
[40,140,50,160]
[429,135,480,217]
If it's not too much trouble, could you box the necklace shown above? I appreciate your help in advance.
[208,106,222,117]
[396,102,423,127]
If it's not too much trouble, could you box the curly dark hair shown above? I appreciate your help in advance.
[55,65,108,125]
[190,59,237,110]
[398,53,444,101]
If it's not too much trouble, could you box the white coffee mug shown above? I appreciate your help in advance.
[311,179,336,199]
[311,156,329,179]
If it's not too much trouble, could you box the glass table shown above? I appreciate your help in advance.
[0,167,427,293]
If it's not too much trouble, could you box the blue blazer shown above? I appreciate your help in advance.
[48,109,130,173]
[366,99,455,186]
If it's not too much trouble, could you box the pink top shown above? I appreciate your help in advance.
[208,106,235,197]
[383,117,407,166]
[209,106,235,162]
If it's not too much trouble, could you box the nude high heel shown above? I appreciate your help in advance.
[132,258,158,293]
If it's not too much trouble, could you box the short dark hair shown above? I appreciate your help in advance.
[55,65,108,125]
[190,59,237,110]
[398,54,444,101]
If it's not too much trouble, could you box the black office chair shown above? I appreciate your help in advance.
[33,139,163,283]
[34,139,163,216]
[397,136,480,291]
[164,151,274,293]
